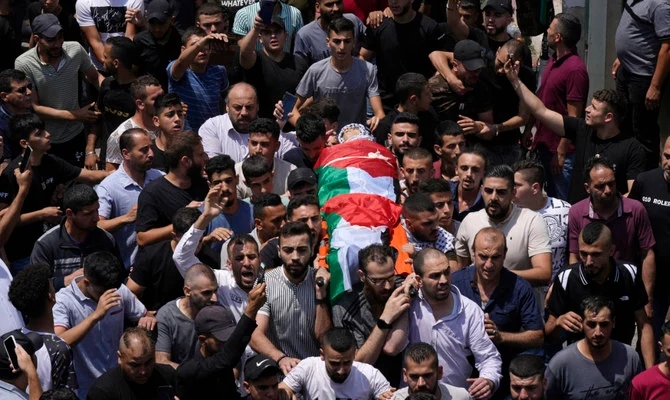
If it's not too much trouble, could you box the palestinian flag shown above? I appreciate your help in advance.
[314,140,402,302]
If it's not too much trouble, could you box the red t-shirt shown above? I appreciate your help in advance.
[343,0,385,22]
[629,365,670,400]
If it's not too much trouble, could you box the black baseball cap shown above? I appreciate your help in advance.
[269,16,286,31]
[32,14,63,37]
[454,39,486,71]
[459,0,480,9]
[244,354,281,381]
[287,168,318,190]
[146,0,173,23]
[483,0,513,14]
[194,305,237,342]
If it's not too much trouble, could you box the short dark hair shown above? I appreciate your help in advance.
[252,193,283,219]
[249,117,280,140]
[509,354,545,378]
[393,112,420,128]
[419,179,452,195]
[286,194,320,220]
[130,75,161,102]
[0,69,27,94]
[154,92,182,116]
[484,164,514,189]
[403,192,436,215]
[457,146,488,170]
[322,327,356,352]
[413,248,446,277]
[583,156,615,183]
[119,128,149,152]
[662,320,670,336]
[39,388,80,400]
[279,221,313,247]
[358,244,396,273]
[404,342,439,369]
[242,154,272,181]
[303,98,340,123]
[8,264,52,321]
[181,26,207,46]
[165,130,201,169]
[434,120,463,145]
[197,2,228,19]
[84,251,127,290]
[581,296,614,319]
[63,184,98,213]
[9,113,44,144]
[403,147,432,164]
[226,233,259,256]
[580,221,609,245]
[513,159,545,188]
[592,89,627,125]
[296,113,326,143]
[328,17,354,35]
[106,36,139,70]
[395,72,427,104]
[554,13,582,49]
[205,154,236,181]
[172,207,201,236]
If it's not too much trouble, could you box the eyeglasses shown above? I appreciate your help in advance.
[15,83,32,94]
[365,274,396,286]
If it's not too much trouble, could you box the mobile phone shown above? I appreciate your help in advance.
[256,268,265,285]
[157,385,174,400]
[3,335,19,371]
[259,0,275,25]
[281,92,297,121]
[19,145,32,172]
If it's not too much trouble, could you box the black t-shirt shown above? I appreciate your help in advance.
[0,15,20,72]
[242,50,308,119]
[374,107,439,160]
[362,13,446,108]
[131,239,221,310]
[150,142,167,172]
[282,147,313,169]
[438,22,489,52]
[136,176,209,232]
[0,154,81,261]
[563,116,646,204]
[97,77,135,157]
[547,260,647,345]
[87,364,177,400]
[26,4,82,43]
[628,168,670,294]
[134,27,183,90]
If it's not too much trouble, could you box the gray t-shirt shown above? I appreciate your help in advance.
[155,299,199,364]
[546,341,643,400]
[293,14,366,65]
[615,0,670,76]
[295,57,379,128]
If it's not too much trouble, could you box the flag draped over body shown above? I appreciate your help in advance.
[314,140,403,303]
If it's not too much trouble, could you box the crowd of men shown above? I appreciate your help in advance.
[0,0,669,399]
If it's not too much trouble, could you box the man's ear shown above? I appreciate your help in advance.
[254,217,263,231]
[358,269,365,283]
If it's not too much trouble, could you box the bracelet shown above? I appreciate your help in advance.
[495,124,501,136]
[85,151,96,156]
[315,298,328,305]
[512,81,521,92]
[276,354,288,364]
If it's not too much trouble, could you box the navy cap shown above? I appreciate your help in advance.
[32,14,63,37]
[146,0,173,23]
[194,305,237,342]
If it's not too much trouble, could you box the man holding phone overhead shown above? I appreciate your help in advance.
[0,330,44,400]
[238,13,308,120]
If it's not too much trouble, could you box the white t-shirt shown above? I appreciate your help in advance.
[0,259,24,335]
[392,382,470,400]
[75,0,144,70]
[283,357,392,400]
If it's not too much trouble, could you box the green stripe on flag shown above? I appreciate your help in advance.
[315,166,351,206]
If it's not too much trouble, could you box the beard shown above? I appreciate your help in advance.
[485,200,510,221]
[187,162,204,180]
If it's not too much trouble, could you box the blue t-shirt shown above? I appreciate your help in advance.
[167,61,229,131]
[201,200,254,254]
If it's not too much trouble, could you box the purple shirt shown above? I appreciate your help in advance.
[568,195,655,264]
[534,51,589,153]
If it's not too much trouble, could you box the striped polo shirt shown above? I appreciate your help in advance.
[258,266,320,359]
[232,2,304,53]
[15,42,92,143]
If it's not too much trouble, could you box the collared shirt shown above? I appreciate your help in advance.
[198,114,297,163]
[0,380,28,400]
[449,181,484,222]
[173,225,249,322]
[451,266,543,363]
[0,259,24,334]
[408,286,502,389]
[568,195,655,265]
[401,217,455,254]
[96,164,164,268]
[53,279,147,399]
[232,2,304,53]
[235,157,296,199]
[258,266,320,359]
[15,42,92,143]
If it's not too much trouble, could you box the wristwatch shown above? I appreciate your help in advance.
[377,318,393,330]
